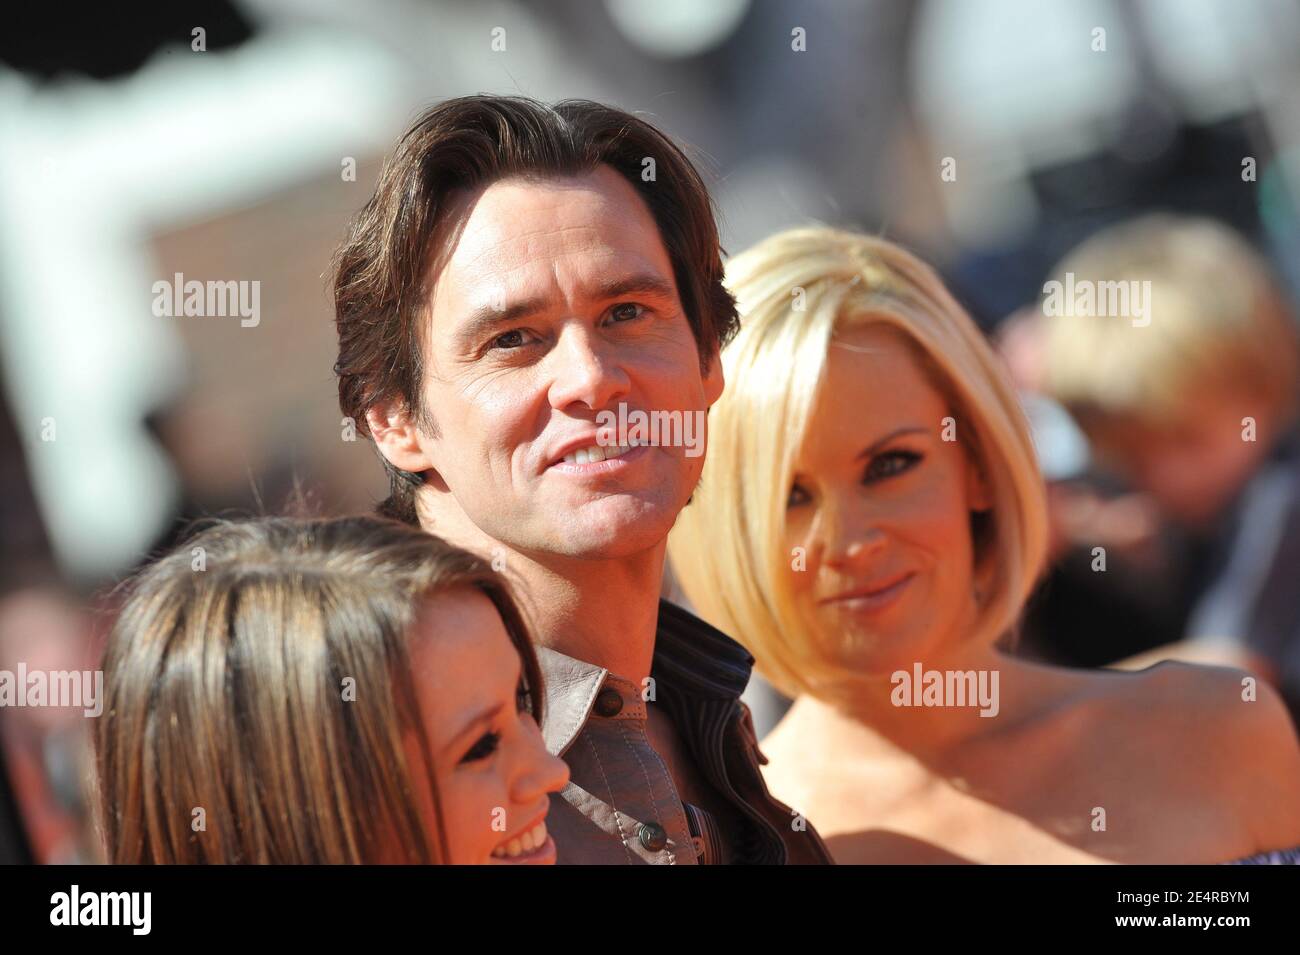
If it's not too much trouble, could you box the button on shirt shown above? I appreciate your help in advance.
[537,600,833,865]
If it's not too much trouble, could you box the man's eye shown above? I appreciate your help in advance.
[864,450,922,484]
[491,329,528,350]
[608,303,644,323]
[460,731,501,765]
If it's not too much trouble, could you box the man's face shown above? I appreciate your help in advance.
[396,166,722,561]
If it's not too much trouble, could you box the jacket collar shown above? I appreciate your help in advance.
[535,646,606,758]
[535,600,754,756]
[651,599,754,700]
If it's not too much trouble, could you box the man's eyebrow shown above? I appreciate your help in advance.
[589,272,677,302]
[855,426,930,461]
[442,700,506,759]
[455,297,550,349]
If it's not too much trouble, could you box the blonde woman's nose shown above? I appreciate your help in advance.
[823,522,887,569]
[816,504,889,571]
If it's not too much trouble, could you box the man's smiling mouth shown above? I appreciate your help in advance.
[560,442,637,465]
[545,431,651,472]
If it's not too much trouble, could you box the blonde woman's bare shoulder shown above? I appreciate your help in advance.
[1113,658,1283,731]
[1102,660,1300,843]
[1092,659,1271,742]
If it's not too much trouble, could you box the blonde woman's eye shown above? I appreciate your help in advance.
[864,450,922,484]
[787,483,811,508]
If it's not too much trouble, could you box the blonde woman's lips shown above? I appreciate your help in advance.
[821,573,915,614]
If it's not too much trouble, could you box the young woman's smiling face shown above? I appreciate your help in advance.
[407,589,569,864]
[782,323,990,675]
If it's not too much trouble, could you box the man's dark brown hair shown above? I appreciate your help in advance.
[332,94,738,525]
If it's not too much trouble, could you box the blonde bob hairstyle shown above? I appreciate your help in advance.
[668,227,1048,700]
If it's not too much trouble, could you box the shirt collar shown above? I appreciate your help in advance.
[535,600,754,756]
[652,599,754,700]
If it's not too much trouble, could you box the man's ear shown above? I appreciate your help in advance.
[366,400,435,474]
[702,346,725,408]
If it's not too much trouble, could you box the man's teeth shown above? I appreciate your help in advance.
[491,821,548,859]
[562,442,636,465]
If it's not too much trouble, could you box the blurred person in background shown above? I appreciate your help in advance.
[669,226,1300,863]
[95,515,569,864]
[0,374,97,863]
[1029,216,1300,722]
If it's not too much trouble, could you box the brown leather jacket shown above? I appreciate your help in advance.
[538,600,833,864]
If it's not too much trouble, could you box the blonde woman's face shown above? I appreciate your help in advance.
[783,324,989,674]
[407,589,570,864]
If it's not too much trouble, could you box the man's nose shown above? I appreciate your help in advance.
[544,324,630,412]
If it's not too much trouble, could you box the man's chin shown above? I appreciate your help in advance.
[539,501,679,560]
[463,489,686,561]
[545,520,671,560]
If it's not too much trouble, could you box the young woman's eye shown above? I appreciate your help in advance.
[516,682,533,715]
[787,482,812,508]
[864,450,922,484]
[608,302,645,324]
[459,731,501,765]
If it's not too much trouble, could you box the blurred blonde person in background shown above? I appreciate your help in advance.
[1035,217,1300,702]
[668,226,1300,863]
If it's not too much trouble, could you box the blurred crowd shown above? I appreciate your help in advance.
[3,0,1300,862]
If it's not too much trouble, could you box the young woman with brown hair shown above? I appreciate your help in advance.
[94,515,568,864]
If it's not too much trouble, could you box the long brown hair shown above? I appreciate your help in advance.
[332,94,739,524]
[93,515,543,864]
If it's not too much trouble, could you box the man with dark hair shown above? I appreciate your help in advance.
[333,95,831,863]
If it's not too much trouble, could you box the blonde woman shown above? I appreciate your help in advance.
[95,515,569,864]
[668,226,1300,864]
